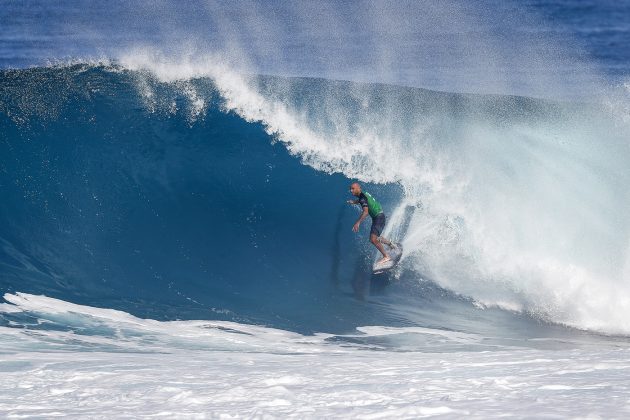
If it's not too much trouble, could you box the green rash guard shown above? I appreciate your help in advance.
[358,191,383,218]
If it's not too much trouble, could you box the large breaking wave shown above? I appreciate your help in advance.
[2,61,630,336]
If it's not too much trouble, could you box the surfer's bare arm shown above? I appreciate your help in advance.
[353,207,369,232]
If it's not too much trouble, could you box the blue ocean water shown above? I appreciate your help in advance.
[3,1,630,417]
[1,0,630,388]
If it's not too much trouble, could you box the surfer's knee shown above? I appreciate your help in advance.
[370,234,378,244]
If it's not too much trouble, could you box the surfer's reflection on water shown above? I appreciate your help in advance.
[351,258,390,300]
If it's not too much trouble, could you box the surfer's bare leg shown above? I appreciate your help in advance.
[378,236,394,248]
[370,233,390,262]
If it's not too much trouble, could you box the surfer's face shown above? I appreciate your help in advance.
[350,183,361,196]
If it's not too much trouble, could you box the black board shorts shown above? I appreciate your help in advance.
[370,213,386,237]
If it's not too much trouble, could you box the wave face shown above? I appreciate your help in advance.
[0,65,391,333]
[2,63,630,337]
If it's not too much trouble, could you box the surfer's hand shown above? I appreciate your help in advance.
[352,222,360,232]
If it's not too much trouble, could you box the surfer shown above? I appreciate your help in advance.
[347,182,394,265]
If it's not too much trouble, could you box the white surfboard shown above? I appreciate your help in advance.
[372,242,403,274]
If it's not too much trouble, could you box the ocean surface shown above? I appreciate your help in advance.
[2,1,630,418]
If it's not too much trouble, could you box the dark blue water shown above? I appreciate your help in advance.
[0,66,375,331]
[527,0,630,78]
[1,1,629,342]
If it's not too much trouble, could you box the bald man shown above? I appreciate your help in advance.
[347,182,394,265]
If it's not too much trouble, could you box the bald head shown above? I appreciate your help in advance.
[350,182,362,197]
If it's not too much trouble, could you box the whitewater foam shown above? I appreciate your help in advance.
[1,293,630,418]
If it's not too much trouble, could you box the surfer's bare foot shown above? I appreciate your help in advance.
[377,256,391,265]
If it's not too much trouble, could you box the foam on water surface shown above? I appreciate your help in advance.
[1,293,630,418]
